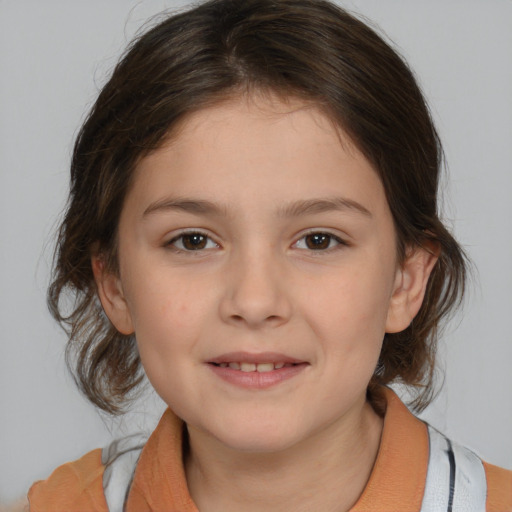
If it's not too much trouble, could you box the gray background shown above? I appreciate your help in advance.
[1,0,511,502]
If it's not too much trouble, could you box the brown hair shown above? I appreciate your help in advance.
[48,0,467,414]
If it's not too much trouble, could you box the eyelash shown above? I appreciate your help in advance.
[165,230,348,254]
[293,231,348,252]
[166,231,219,253]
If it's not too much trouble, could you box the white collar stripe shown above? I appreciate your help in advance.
[421,425,487,512]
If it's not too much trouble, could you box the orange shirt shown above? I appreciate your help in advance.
[29,389,512,511]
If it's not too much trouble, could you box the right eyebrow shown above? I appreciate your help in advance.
[142,197,227,218]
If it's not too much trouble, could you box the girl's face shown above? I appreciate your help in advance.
[97,95,429,453]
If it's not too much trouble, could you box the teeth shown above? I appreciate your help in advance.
[219,362,293,372]
[240,362,257,372]
[256,363,274,373]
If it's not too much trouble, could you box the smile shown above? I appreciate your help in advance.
[207,353,308,389]
[211,362,296,372]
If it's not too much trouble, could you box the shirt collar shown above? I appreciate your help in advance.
[127,387,428,511]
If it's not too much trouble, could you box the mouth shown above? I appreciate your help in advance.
[209,361,299,372]
[207,352,308,389]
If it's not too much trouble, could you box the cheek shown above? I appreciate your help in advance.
[302,262,395,373]
[128,281,210,402]
[316,267,393,329]
[123,272,211,360]
[127,264,211,320]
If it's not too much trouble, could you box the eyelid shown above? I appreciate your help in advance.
[165,229,220,252]
[293,229,349,251]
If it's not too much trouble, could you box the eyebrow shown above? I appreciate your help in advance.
[143,198,227,218]
[277,197,372,218]
[142,196,372,219]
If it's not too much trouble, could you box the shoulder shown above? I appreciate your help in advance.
[422,424,512,512]
[483,461,512,512]
[28,448,108,512]
[380,389,512,511]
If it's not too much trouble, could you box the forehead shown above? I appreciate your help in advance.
[126,95,387,219]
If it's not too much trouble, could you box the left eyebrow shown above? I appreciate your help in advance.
[277,197,372,218]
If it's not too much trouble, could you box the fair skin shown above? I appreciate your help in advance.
[94,95,437,512]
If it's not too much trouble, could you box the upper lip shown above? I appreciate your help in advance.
[208,352,306,365]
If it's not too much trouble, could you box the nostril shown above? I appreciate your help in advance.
[220,287,292,327]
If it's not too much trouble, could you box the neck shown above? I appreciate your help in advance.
[185,398,383,512]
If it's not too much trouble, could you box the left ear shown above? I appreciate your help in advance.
[386,242,440,333]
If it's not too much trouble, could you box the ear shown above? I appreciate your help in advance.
[92,255,134,335]
[386,243,439,333]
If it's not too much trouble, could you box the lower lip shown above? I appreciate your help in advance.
[208,363,308,389]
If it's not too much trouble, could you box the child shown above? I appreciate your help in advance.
[28,0,511,510]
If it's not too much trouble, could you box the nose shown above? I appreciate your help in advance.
[219,247,293,329]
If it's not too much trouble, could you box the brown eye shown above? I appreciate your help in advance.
[305,233,331,249]
[295,232,344,251]
[182,234,207,250]
[170,232,217,251]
